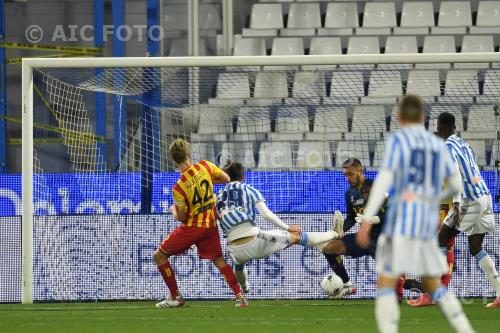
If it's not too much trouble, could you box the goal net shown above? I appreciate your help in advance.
[2,54,499,303]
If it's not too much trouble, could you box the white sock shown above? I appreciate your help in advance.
[234,265,249,292]
[376,288,399,333]
[300,231,338,246]
[432,286,475,333]
[475,250,500,297]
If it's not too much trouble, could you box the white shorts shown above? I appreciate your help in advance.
[443,195,495,236]
[376,235,448,278]
[227,229,291,265]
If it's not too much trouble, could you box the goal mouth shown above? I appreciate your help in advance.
[12,53,500,303]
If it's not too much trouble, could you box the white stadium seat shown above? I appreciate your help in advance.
[441,70,478,103]
[191,142,216,163]
[455,35,494,69]
[351,105,386,133]
[304,37,341,70]
[233,38,266,56]
[416,36,455,69]
[267,37,303,70]
[254,72,288,99]
[296,141,331,169]
[313,107,349,134]
[365,70,402,101]
[357,2,397,35]
[244,4,283,37]
[328,71,364,104]
[219,142,256,169]
[281,3,321,36]
[465,105,497,139]
[478,70,500,104]
[433,1,472,34]
[372,141,386,168]
[335,141,371,168]
[216,73,250,99]
[237,107,272,135]
[470,1,500,34]
[198,109,233,134]
[258,142,294,169]
[292,71,326,98]
[275,107,310,133]
[406,70,441,98]
[347,37,380,55]
[467,140,487,166]
[395,2,434,34]
[319,2,359,36]
[379,36,418,70]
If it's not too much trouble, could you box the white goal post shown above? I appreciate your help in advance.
[21,52,500,304]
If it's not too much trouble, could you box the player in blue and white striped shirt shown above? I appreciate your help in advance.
[437,112,500,308]
[356,96,474,333]
[216,161,343,293]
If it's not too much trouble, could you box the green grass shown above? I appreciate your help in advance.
[0,299,497,333]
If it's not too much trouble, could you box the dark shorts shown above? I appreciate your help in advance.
[342,233,377,259]
[159,225,223,260]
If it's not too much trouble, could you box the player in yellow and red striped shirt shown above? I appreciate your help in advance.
[153,138,248,308]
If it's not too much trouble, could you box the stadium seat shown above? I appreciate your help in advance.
[281,3,321,36]
[406,70,441,99]
[215,72,250,101]
[455,35,495,69]
[363,71,402,104]
[440,70,478,103]
[191,142,216,162]
[351,105,386,133]
[335,141,370,168]
[327,71,364,104]
[467,140,488,166]
[312,107,349,134]
[198,108,234,134]
[257,142,294,169]
[379,36,418,70]
[389,111,400,132]
[169,39,207,56]
[266,37,303,70]
[253,71,288,102]
[199,4,223,32]
[303,37,342,70]
[491,140,500,166]
[319,2,358,36]
[244,3,283,37]
[470,1,500,34]
[416,36,455,69]
[357,2,397,35]
[292,71,326,98]
[432,1,472,34]
[233,38,266,56]
[274,107,310,136]
[478,70,500,104]
[219,142,256,169]
[296,141,331,169]
[346,37,379,70]
[372,141,386,167]
[236,107,272,135]
[463,105,498,140]
[395,2,434,35]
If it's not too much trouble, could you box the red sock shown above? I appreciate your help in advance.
[396,274,406,300]
[441,248,454,287]
[158,261,180,297]
[219,264,242,297]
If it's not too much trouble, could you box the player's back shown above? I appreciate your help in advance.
[446,135,489,200]
[216,182,264,235]
[172,160,220,228]
[383,125,455,240]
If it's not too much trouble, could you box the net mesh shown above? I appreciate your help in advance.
[1,60,500,302]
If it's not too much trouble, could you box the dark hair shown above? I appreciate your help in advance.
[223,160,244,181]
[399,95,424,122]
[437,112,456,130]
[342,158,363,169]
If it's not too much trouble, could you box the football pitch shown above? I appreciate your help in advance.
[0,299,497,333]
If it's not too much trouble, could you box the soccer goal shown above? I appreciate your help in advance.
[9,53,500,304]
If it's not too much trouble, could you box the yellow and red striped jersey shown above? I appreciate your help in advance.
[172,160,223,228]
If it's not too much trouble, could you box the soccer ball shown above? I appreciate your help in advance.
[321,274,344,296]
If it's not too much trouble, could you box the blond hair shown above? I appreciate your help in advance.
[169,138,190,164]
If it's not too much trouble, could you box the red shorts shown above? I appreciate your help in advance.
[159,225,223,260]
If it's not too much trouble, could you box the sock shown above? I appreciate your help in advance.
[441,248,455,287]
[476,250,500,297]
[299,231,337,246]
[431,286,475,333]
[403,279,424,293]
[323,254,350,283]
[376,288,400,333]
[234,264,249,292]
[158,261,180,297]
[219,264,242,297]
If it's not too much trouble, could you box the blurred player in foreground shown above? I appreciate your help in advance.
[153,139,247,308]
[321,158,421,300]
[436,112,500,308]
[356,96,475,333]
[216,161,344,293]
